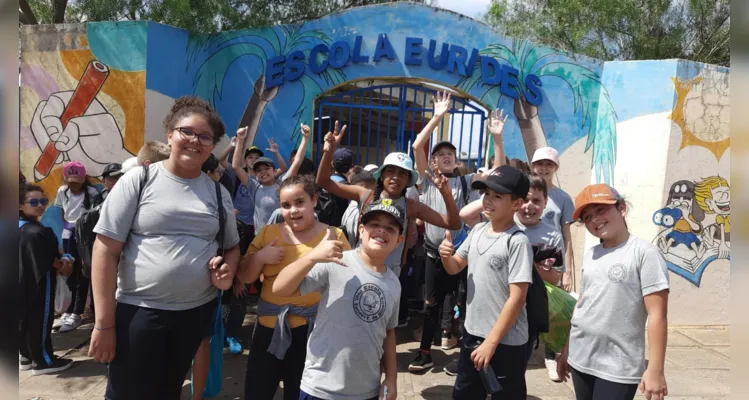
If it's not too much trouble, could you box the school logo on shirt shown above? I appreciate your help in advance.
[489,255,503,271]
[608,263,627,283]
[353,283,387,323]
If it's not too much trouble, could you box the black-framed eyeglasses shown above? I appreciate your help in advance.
[25,198,49,207]
[175,127,216,147]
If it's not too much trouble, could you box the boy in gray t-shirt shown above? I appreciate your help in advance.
[271,199,406,400]
[438,166,533,400]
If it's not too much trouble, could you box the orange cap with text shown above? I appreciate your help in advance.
[573,184,624,220]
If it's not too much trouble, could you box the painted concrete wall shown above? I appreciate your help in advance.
[19,3,729,325]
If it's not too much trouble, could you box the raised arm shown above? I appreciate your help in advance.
[411,172,462,230]
[412,91,451,179]
[286,124,311,178]
[232,127,251,187]
[218,137,236,170]
[266,137,289,177]
[488,108,508,169]
[460,197,484,227]
[315,120,367,202]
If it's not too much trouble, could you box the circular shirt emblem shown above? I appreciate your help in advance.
[353,283,387,323]
[608,263,627,283]
[489,255,503,271]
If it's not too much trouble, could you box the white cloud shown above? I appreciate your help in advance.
[434,0,491,19]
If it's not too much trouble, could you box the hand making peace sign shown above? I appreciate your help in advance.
[323,120,347,153]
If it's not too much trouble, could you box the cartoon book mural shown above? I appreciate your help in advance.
[653,177,730,287]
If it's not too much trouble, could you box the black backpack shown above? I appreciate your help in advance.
[506,231,550,349]
[315,178,349,227]
[78,165,225,278]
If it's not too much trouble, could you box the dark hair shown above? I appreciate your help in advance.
[351,170,376,187]
[64,178,94,210]
[298,158,317,177]
[163,96,225,142]
[19,183,44,219]
[510,158,531,174]
[20,172,26,184]
[278,175,317,199]
[528,173,548,198]
[350,165,363,176]
[373,166,409,201]
[201,153,220,174]
[245,147,264,159]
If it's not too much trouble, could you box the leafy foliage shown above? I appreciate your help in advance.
[485,0,729,66]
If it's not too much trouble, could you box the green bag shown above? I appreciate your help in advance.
[539,282,577,353]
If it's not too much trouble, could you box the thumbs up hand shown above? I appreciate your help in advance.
[258,238,285,265]
[439,231,455,259]
[309,228,347,267]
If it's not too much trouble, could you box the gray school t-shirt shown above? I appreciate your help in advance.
[456,222,534,345]
[94,162,240,311]
[299,250,401,400]
[568,236,670,385]
[422,174,479,256]
[543,187,574,271]
[515,216,565,273]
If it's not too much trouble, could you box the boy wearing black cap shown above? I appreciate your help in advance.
[439,165,534,400]
[94,163,124,205]
[410,91,510,370]
[272,199,405,400]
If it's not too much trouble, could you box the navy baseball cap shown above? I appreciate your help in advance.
[431,140,457,155]
[333,148,355,171]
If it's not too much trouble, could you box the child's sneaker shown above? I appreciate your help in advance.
[545,359,562,382]
[19,356,34,371]
[52,313,70,330]
[441,331,458,350]
[59,314,82,332]
[443,359,459,376]
[397,316,410,328]
[408,351,434,372]
[31,358,74,375]
[226,337,243,355]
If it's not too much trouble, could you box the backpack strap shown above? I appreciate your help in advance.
[138,164,149,203]
[459,175,470,206]
[215,181,226,257]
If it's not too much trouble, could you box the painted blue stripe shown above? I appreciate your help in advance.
[41,271,53,365]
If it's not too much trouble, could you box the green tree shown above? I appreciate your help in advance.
[20,0,438,32]
[485,0,729,66]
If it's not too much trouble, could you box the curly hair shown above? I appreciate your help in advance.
[163,96,226,142]
[278,175,318,199]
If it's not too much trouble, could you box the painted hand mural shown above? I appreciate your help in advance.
[458,40,618,185]
[653,177,730,287]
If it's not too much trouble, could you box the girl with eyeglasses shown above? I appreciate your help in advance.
[19,183,75,375]
[88,96,241,399]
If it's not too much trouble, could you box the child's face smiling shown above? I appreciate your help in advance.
[279,184,317,231]
[532,159,557,182]
[581,203,627,240]
[254,164,275,185]
[359,213,403,256]
[517,187,547,226]
[20,190,47,218]
[482,188,522,223]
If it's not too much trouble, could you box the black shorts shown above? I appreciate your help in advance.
[105,298,217,400]
[453,332,527,400]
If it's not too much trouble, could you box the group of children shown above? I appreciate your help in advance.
[19,93,670,400]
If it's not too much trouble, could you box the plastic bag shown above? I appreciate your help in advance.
[539,282,577,353]
[191,298,224,398]
[55,275,72,314]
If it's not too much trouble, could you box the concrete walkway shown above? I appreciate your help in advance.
[19,316,730,400]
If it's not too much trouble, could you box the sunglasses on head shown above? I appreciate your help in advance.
[26,198,49,207]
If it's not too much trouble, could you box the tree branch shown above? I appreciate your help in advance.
[53,0,68,23]
[19,0,38,25]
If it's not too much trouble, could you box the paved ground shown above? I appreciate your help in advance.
[19,314,730,400]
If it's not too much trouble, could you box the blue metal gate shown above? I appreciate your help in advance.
[314,83,487,171]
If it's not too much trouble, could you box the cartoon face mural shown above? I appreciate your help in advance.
[653,177,730,287]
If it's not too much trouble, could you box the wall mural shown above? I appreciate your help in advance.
[652,69,730,287]
[20,24,145,236]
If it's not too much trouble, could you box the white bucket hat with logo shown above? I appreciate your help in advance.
[373,152,419,188]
